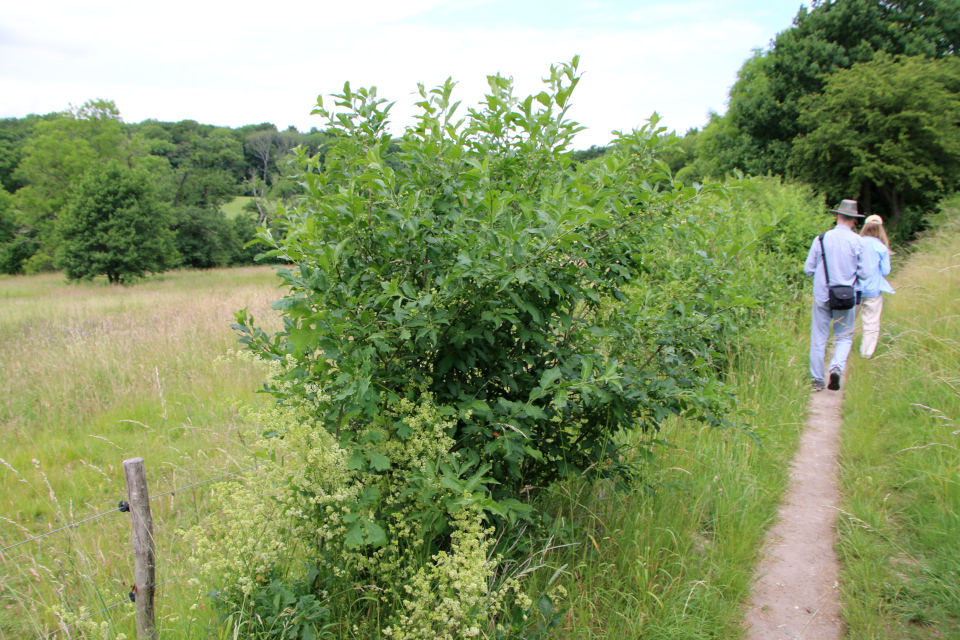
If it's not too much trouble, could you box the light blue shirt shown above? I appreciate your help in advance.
[804,225,867,305]
[859,235,894,297]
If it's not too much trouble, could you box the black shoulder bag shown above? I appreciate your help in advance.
[819,233,856,310]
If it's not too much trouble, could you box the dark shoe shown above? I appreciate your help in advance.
[828,370,841,391]
[812,378,826,392]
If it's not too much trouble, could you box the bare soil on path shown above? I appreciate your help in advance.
[744,378,845,640]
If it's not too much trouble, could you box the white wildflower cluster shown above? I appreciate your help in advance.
[189,369,525,635]
[383,507,495,640]
[380,395,456,471]
[187,386,357,599]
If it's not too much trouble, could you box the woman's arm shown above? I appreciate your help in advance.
[880,245,891,277]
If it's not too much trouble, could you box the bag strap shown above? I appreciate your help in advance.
[818,233,832,287]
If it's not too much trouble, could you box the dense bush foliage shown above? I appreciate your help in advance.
[172,206,262,269]
[192,60,827,638]
[0,188,35,274]
[697,0,960,179]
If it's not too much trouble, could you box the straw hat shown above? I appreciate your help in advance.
[863,214,883,225]
[829,199,865,218]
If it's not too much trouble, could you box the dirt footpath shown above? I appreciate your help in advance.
[744,379,845,640]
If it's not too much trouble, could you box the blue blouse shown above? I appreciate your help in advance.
[859,236,894,298]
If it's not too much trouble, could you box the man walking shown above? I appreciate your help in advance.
[804,199,867,391]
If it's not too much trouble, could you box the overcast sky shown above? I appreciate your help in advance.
[1,0,804,149]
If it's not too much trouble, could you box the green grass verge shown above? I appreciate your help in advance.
[526,308,811,638]
[838,203,960,639]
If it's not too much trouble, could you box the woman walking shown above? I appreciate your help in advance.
[858,214,894,358]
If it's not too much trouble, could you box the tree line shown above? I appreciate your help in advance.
[0,102,336,280]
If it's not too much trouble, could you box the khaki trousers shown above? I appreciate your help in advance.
[859,295,883,358]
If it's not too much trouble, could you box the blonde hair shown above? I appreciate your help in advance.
[860,221,889,248]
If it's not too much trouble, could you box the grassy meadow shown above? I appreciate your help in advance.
[221,197,255,220]
[838,204,960,638]
[0,261,818,638]
[0,266,282,638]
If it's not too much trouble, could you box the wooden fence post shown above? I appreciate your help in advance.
[123,457,157,640]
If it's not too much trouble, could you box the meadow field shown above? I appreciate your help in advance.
[0,266,281,638]
[221,197,255,220]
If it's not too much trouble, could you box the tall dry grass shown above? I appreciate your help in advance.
[0,267,282,639]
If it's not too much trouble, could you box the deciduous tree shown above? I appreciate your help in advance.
[13,100,129,271]
[171,206,240,269]
[56,162,178,283]
[700,0,960,178]
[791,55,960,235]
[0,187,35,274]
[170,129,244,209]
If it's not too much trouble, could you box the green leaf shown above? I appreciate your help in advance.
[347,449,366,471]
[344,522,364,549]
[363,520,387,547]
[367,450,391,471]
[553,388,568,410]
[480,499,506,517]
[580,356,594,382]
[538,593,553,618]
[539,366,562,390]
[360,486,381,505]
[440,477,463,493]
[393,419,413,439]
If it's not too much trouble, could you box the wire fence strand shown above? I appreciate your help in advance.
[3,460,271,553]
[0,507,122,554]
[149,461,264,501]
[157,564,203,589]
[12,456,293,639]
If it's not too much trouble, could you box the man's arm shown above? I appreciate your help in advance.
[804,236,820,276]
[855,240,868,281]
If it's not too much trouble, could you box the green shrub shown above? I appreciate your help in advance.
[22,248,57,274]
[202,59,810,637]
[0,239,37,275]
[230,210,263,265]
